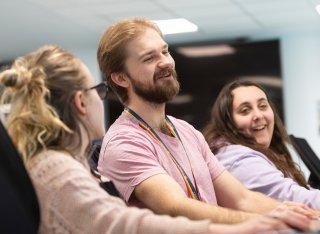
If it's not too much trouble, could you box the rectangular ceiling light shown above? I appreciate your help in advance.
[316,4,320,14]
[177,44,235,57]
[153,18,198,35]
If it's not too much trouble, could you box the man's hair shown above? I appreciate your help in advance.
[97,17,163,104]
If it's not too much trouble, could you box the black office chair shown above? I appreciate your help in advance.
[0,121,40,233]
[289,134,320,189]
[88,139,120,198]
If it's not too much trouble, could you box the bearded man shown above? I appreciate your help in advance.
[96,17,315,229]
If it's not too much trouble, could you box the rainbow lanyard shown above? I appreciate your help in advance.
[124,107,202,201]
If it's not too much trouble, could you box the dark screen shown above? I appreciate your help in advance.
[106,39,283,130]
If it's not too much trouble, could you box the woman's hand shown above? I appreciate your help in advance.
[207,215,291,234]
[274,201,317,219]
[267,201,317,232]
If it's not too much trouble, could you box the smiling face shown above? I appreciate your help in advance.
[123,27,180,104]
[231,85,275,148]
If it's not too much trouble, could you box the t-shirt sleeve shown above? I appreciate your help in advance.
[180,120,225,182]
[196,130,225,181]
[98,131,167,202]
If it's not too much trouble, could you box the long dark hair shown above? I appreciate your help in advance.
[202,80,308,188]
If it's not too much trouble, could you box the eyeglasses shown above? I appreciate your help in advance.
[84,81,109,100]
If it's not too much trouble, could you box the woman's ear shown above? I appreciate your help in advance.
[73,91,87,116]
[111,72,129,88]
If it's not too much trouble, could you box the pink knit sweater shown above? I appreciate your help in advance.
[27,150,210,234]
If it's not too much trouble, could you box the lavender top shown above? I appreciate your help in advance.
[216,143,320,209]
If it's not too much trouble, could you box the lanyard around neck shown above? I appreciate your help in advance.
[124,107,202,201]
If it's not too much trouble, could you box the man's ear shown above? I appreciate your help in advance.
[73,91,87,116]
[111,72,130,88]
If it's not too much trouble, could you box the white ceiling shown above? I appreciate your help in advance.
[1,0,320,61]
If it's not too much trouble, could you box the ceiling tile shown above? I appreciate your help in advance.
[2,0,320,60]
[310,0,320,5]
[240,0,310,14]
[174,3,243,19]
[156,0,229,9]
[256,9,320,27]
[200,16,260,32]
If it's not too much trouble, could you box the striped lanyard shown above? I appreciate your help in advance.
[124,107,202,201]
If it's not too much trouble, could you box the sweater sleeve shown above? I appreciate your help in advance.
[217,144,320,210]
[29,153,211,234]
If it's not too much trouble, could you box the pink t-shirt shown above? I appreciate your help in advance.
[98,112,225,207]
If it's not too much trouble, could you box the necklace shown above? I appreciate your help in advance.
[124,106,202,201]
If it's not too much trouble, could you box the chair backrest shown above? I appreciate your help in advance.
[289,134,320,188]
[88,138,120,198]
[0,121,40,233]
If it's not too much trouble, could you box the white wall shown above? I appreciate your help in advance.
[72,48,101,84]
[72,47,110,128]
[280,33,320,175]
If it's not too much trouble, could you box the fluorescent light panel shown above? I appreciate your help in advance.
[316,4,320,14]
[239,76,282,88]
[170,94,193,104]
[177,44,235,57]
[154,18,198,35]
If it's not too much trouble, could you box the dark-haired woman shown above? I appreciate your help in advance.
[203,80,320,210]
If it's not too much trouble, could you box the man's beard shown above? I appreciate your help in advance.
[127,68,180,104]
